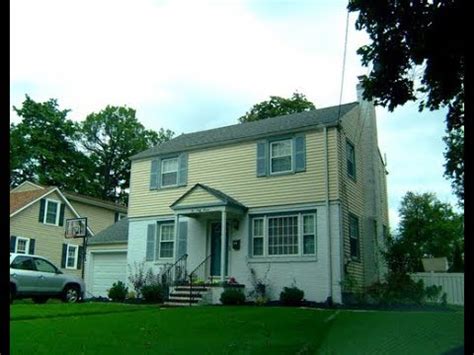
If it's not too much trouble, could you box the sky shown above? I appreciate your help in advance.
[10,0,460,230]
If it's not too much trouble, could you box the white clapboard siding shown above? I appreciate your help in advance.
[411,272,464,305]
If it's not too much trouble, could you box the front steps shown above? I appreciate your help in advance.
[164,285,210,307]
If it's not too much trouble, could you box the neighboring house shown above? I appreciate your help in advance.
[10,181,127,279]
[126,78,389,304]
[85,218,129,298]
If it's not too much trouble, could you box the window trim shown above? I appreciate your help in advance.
[250,211,317,258]
[15,237,30,254]
[158,222,175,260]
[349,213,360,261]
[269,139,293,175]
[117,213,126,221]
[160,157,179,188]
[346,139,356,180]
[302,213,316,256]
[252,218,265,257]
[65,244,79,269]
[43,198,61,226]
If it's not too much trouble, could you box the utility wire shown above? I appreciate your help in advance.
[336,10,350,124]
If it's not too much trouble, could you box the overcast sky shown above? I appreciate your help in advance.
[10,0,460,230]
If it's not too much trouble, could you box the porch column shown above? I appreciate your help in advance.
[174,213,180,262]
[221,210,227,280]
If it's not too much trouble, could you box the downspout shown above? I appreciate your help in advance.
[324,126,333,302]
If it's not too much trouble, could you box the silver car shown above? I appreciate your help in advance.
[10,253,85,304]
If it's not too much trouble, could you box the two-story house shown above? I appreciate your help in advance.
[10,181,127,281]
[126,78,389,304]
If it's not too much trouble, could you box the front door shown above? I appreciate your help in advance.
[210,222,229,277]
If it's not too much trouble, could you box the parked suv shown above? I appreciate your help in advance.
[10,253,85,304]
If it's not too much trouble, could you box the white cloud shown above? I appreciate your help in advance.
[10,0,459,227]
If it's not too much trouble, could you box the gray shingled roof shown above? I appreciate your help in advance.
[88,217,129,245]
[170,183,247,210]
[131,102,358,160]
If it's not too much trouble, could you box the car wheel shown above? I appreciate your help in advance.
[33,297,49,304]
[63,285,80,303]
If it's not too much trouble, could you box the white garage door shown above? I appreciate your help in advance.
[90,252,127,298]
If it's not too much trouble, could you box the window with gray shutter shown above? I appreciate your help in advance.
[150,159,160,190]
[146,224,156,261]
[294,135,306,172]
[256,141,268,177]
[178,153,188,186]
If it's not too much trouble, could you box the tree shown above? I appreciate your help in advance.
[79,105,174,203]
[11,95,95,193]
[348,0,464,205]
[238,92,316,123]
[396,191,463,271]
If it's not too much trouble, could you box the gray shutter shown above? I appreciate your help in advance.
[146,224,156,261]
[150,159,161,190]
[178,153,188,186]
[177,221,188,259]
[10,236,17,252]
[256,141,268,177]
[29,239,36,255]
[58,203,65,226]
[294,135,306,172]
[61,244,67,268]
[39,199,46,223]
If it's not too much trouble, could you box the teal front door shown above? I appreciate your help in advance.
[210,222,229,277]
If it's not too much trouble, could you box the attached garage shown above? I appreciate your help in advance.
[85,218,129,299]
[89,251,127,297]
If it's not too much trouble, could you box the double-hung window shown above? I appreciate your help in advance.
[161,158,179,187]
[251,212,317,257]
[252,218,264,256]
[45,199,60,225]
[346,140,356,179]
[159,223,175,258]
[66,244,78,269]
[303,215,316,254]
[349,214,360,259]
[15,237,30,254]
[270,139,293,174]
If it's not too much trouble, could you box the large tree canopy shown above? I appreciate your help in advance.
[79,105,174,203]
[11,95,94,194]
[238,92,316,123]
[348,0,464,205]
[11,97,174,205]
[395,191,463,272]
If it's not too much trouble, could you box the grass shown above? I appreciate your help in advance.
[10,303,463,354]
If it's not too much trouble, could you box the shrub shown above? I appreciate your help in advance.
[108,281,128,302]
[128,262,147,298]
[220,288,245,305]
[141,284,164,303]
[255,296,268,306]
[365,274,449,306]
[280,286,304,306]
[126,291,136,300]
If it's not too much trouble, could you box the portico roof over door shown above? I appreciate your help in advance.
[170,183,247,217]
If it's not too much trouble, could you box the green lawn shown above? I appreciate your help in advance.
[10,304,463,354]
